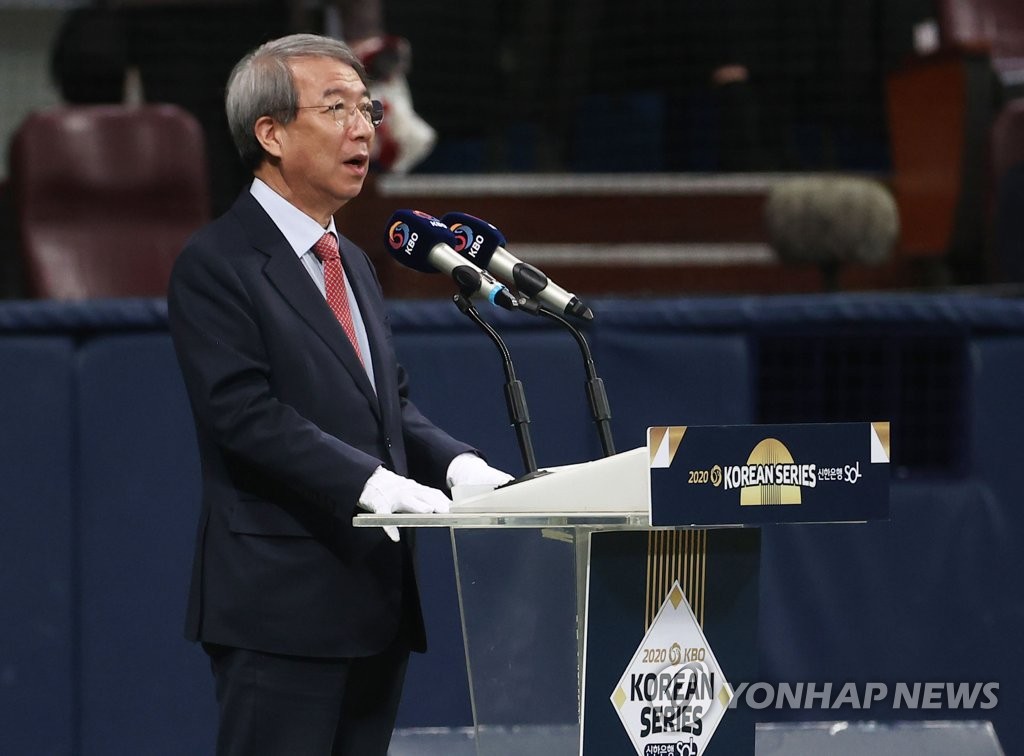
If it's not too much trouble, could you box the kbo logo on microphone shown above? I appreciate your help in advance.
[387,221,417,254]
[450,223,485,258]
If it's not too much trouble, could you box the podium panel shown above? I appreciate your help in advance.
[450,527,582,755]
[583,529,760,756]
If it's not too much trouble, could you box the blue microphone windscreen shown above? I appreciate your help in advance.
[440,212,506,268]
[384,209,458,273]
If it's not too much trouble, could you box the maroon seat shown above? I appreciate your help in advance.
[8,104,209,300]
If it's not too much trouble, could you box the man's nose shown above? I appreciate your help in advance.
[349,111,374,139]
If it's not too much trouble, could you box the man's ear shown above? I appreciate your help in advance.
[254,115,284,158]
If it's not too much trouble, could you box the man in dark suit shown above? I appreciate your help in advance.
[167,33,510,756]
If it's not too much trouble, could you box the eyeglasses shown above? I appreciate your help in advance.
[292,99,384,129]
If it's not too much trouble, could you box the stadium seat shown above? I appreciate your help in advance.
[884,0,1024,285]
[8,104,209,299]
[885,53,992,283]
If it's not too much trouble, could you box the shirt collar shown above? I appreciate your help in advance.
[249,178,338,259]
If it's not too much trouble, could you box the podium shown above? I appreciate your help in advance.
[355,423,891,756]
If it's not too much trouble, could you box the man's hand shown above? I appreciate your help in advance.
[359,466,451,541]
[446,453,514,489]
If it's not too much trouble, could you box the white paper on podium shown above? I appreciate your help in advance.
[450,446,651,515]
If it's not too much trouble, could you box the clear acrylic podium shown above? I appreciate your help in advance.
[356,448,652,756]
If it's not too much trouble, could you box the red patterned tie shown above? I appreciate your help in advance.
[312,233,365,367]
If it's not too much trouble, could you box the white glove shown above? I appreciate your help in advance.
[359,466,451,542]
[446,453,514,489]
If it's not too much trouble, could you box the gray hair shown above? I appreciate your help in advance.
[225,34,368,171]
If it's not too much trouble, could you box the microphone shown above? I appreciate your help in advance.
[440,212,594,321]
[385,210,517,309]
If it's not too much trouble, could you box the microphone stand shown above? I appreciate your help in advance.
[452,291,546,480]
[520,300,616,458]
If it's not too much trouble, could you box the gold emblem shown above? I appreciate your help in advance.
[740,438,801,505]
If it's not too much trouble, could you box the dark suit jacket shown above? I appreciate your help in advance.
[168,190,475,658]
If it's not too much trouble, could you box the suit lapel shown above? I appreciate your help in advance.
[234,194,381,419]
[339,238,399,418]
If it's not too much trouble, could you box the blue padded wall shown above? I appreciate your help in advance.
[0,337,75,756]
[594,329,756,432]
[2,294,1024,751]
[393,323,599,474]
[759,480,1007,694]
[965,337,1024,743]
[76,334,215,756]
[754,334,1024,749]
